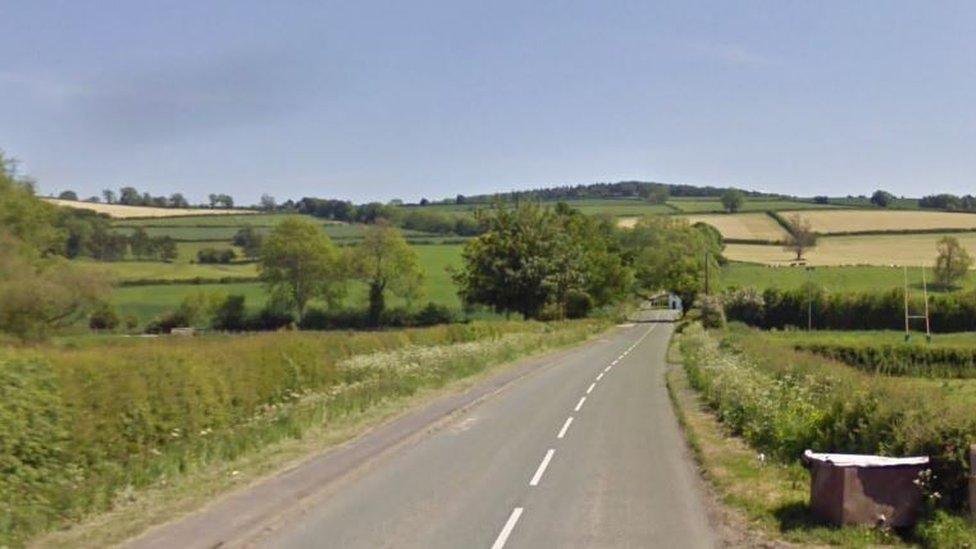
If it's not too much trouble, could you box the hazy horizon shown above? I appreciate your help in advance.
[4,1,975,204]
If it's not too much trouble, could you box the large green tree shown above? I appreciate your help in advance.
[259,218,345,321]
[720,188,744,213]
[619,216,723,307]
[934,235,973,288]
[453,202,631,319]
[350,222,424,325]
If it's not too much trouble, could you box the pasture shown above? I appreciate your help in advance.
[43,198,254,218]
[682,212,788,241]
[666,197,837,213]
[796,209,976,234]
[723,232,976,266]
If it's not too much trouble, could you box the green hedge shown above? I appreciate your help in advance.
[680,324,976,515]
[0,319,606,546]
[798,342,976,378]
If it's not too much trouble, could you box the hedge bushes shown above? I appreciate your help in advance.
[723,287,976,333]
[0,319,605,546]
[797,342,976,378]
[680,323,976,514]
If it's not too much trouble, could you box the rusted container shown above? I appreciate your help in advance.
[803,450,929,527]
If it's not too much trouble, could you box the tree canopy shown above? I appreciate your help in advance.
[350,222,425,325]
[259,218,345,320]
[934,236,973,288]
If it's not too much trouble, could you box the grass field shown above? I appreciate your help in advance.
[44,198,254,218]
[682,212,788,241]
[762,329,976,348]
[795,209,976,234]
[724,232,976,266]
[83,259,258,283]
[111,244,465,323]
[720,262,976,293]
[400,198,675,217]
[113,213,314,227]
[666,198,838,213]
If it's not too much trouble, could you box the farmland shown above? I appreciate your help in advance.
[796,209,976,234]
[682,212,788,241]
[41,198,254,218]
[666,197,839,213]
[723,232,976,266]
[720,262,976,293]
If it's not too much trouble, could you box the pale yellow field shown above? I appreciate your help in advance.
[796,209,976,234]
[725,233,976,267]
[681,213,789,241]
[43,198,254,219]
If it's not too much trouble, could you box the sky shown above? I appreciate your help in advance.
[2,1,975,205]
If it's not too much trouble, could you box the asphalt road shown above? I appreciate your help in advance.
[128,308,715,548]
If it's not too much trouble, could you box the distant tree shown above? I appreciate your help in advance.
[646,186,670,205]
[813,196,830,204]
[157,237,178,262]
[233,225,264,259]
[387,198,404,206]
[85,196,101,203]
[870,189,895,208]
[419,198,430,206]
[102,189,116,204]
[782,214,818,261]
[197,247,236,264]
[720,189,745,213]
[456,194,466,205]
[259,194,276,211]
[118,186,141,205]
[129,227,152,259]
[58,190,78,201]
[211,294,247,331]
[169,193,190,208]
[934,236,973,288]
[259,218,345,321]
[208,193,218,208]
[350,222,424,325]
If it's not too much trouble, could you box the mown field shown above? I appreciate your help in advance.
[682,212,788,241]
[724,232,976,266]
[42,198,254,218]
[797,209,976,234]
[720,262,976,293]
[666,197,838,213]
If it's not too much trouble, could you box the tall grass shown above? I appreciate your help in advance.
[0,320,605,547]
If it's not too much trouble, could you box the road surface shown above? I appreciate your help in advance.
[128,309,715,548]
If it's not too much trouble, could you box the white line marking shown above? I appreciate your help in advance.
[586,382,596,394]
[557,416,573,438]
[491,507,524,549]
[574,396,586,411]
[611,359,618,365]
[604,365,612,372]
[529,449,555,486]
[596,372,604,381]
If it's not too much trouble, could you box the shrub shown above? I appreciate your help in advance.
[695,294,726,329]
[797,342,976,378]
[196,247,236,264]
[88,303,120,331]
[211,294,247,331]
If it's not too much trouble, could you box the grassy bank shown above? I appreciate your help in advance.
[674,323,976,546]
[721,262,976,293]
[1,319,607,547]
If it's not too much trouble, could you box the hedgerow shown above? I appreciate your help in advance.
[0,319,605,546]
[679,323,976,515]
[797,342,976,378]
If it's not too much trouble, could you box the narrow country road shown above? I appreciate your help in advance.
[127,308,715,549]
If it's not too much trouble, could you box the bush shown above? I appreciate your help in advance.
[695,294,726,329]
[298,302,459,330]
[211,294,247,331]
[797,342,976,378]
[88,303,120,331]
[196,247,236,264]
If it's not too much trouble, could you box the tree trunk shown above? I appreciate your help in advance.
[368,282,385,327]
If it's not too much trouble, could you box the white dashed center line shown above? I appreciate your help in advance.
[529,449,555,486]
[491,507,524,549]
[557,416,573,439]
[596,372,604,381]
[574,396,587,412]
[586,382,596,394]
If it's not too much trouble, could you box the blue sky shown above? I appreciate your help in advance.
[2,1,975,204]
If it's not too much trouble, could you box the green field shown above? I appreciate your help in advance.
[720,262,976,293]
[761,329,976,348]
[112,244,465,324]
[113,213,310,227]
[400,198,674,217]
[667,198,841,213]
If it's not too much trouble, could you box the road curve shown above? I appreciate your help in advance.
[127,309,714,548]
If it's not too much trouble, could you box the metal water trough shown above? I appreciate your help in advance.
[803,450,929,527]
